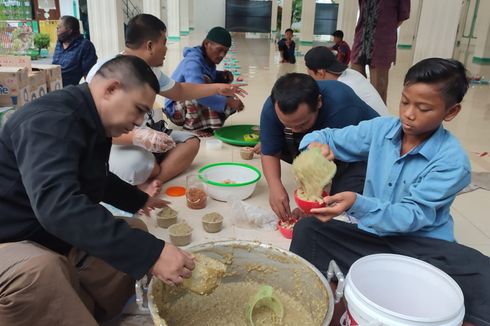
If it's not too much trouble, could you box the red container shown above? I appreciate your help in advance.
[294,190,328,214]
[278,218,297,239]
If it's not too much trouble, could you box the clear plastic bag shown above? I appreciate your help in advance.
[227,196,277,230]
[132,127,175,153]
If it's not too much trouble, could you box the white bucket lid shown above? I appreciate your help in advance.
[346,254,464,324]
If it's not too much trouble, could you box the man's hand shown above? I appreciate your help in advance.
[217,83,248,98]
[141,196,170,216]
[291,207,307,219]
[310,192,356,222]
[308,142,335,161]
[151,244,195,286]
[226,97,245,112]
[253,142,261,155]
[222,70,234,83]
[133,128,176,153]
[269,183,291,221]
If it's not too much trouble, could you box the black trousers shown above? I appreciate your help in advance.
[290,218,490,326]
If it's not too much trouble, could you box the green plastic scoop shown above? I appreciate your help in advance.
[245,285,284,326]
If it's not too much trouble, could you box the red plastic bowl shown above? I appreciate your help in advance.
[278,218,297,239]
[294,190,328,214]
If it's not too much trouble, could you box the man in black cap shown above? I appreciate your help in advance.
[165,26,244,136]
[305,46,389,116]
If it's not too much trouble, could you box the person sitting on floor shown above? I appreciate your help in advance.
[278,28,296,64]
[0,55,195,326]
[259,73,379,220]
[331,30,351,65]
[291,58,490,326]
[87,15,246,195]
[164,26,245,137]
[305,46,389,116]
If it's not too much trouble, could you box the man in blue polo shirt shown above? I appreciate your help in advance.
[260,73,379,220]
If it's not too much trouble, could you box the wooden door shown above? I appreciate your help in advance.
[32,0,61,21]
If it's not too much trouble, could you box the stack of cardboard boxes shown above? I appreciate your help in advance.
[0,55,63,109]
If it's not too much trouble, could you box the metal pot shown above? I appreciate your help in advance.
[136,240,344,326]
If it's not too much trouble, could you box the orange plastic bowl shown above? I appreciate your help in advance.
[294,190,328,214]
[278,218,297,239]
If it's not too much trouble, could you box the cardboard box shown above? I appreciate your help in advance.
[0,55,32,70]
[0,67,30,107]
[28,71,47,101]
[31,64,63,92]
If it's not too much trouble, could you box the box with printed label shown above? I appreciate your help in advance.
[0,55,32,70]
[31,64,63,92]
[0,67,30,107]
[28,71,47,101]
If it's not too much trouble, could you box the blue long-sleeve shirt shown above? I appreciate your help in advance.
[52,35,97,87]
[165,46,228,116]
[299,117,471,242]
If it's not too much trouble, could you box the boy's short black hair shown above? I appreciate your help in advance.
[285,28,294,34]
[61,15,80,33]
[95,55,160,94]
[125,14,167,49]
[332,30,344,39]
[271,73,320,114]
[404,58,469,107]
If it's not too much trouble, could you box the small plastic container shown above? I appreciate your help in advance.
[278,218,297,239]
[240,147,254,160]
[186,175,207,209]
[202,212,224,233]
[294,190,328,214]
[206,139,223,150]
[168,222,193,246]
[165,186,186,197]
[156,207,178,228]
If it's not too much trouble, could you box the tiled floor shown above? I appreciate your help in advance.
[149,31,490,256]
[117,29,490,325]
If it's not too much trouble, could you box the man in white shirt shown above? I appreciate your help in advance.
[87,14,245,196]
[304,46,389,117]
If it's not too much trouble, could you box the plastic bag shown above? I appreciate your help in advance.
[227,196,277,230]
[133,127,176,153]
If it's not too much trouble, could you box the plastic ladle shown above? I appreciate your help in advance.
[245,285,284,326]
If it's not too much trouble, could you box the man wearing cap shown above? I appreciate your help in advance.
[305,46,389,116]
[259,73,379,221]
[165,26,244,136]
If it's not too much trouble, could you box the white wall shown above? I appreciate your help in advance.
[192,0,225,34]
[412,0,463,64]
[131,0,143,12]
[336,0,358,46]
[59,0,80,17]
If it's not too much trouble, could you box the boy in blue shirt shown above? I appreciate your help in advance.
[291,58,489,326]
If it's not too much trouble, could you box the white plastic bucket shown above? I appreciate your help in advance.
[343,254,465,326]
